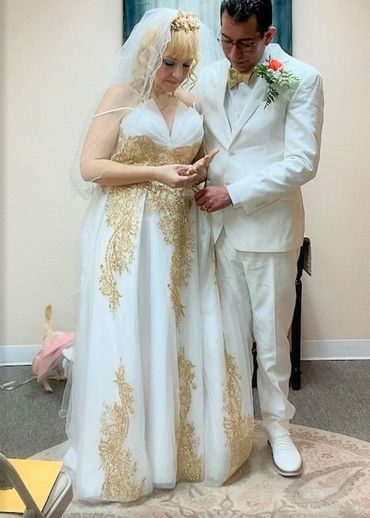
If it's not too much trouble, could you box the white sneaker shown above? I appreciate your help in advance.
[268,434,303,476]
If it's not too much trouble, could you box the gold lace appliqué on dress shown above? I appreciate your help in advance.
[176,347,202,481]
[100,135,200,322]
[145,183,194,326]
[99,360,145,502]
[99,185,142,312]
[223,350,254,478]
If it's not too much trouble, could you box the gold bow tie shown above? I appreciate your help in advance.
[228,68,255,89]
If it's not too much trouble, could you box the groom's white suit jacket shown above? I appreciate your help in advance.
[196,44,324,253]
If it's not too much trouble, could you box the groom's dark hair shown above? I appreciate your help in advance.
[220,0,273,35]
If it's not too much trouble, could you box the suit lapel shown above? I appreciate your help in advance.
[202,60,232,141]
[228,77,266,145]
[203,45,290,146]
[227,44,290,146]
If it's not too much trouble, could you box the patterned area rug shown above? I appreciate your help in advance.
[34,422,370,517]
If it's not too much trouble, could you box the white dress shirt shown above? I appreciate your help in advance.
[224,82,253,206]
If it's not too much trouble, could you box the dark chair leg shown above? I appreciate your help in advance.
[290,240,306,390]
[252,341,258,388]
[290,277,302,390]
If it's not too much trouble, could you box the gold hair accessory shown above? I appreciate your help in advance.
[171,10,200,33]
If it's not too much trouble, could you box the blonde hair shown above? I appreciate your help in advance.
[165,28,199,89]
[132,12,200,94]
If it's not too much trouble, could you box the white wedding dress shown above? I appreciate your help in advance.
[65,98,254,503]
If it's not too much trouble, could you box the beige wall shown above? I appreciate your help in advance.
[2,0,370,346]
[3,0,122,344]
[293,0,370,340]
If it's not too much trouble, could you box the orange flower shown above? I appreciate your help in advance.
[267,58,283,71]
[254,56,299,108]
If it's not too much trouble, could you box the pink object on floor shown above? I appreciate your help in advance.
[32,332,75,382]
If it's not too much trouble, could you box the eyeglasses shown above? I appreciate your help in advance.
[217,34,262,52]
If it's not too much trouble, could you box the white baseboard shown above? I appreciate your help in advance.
[302,340,370,360]
[0,345,41,366]
[1,340,370,366]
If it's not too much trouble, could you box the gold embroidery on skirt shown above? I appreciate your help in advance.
[176,347,202,481]
[223,350,254,477]
[145,183,194,327]
[99,360,145,502]
[99,185,142,311]
[100,135,201,321]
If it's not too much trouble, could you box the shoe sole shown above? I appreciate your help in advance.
[267,440,303,477]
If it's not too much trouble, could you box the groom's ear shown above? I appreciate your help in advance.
[264,26,276,46]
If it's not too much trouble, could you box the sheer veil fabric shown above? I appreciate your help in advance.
[70,8,223,198]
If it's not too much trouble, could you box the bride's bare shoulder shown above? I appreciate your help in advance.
[96,83,140,113]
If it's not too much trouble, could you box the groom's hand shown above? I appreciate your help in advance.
[195,186,232,212]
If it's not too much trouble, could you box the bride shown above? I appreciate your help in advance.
[65,8,254,503]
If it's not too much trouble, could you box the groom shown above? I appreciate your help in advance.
[195,0,323,476]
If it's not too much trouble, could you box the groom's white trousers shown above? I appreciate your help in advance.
[214,230,299,439]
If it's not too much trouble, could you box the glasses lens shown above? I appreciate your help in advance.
[219,36,255,51]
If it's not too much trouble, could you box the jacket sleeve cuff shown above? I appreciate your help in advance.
[226,184,241,207]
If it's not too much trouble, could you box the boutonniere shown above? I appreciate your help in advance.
[254,57,300,108]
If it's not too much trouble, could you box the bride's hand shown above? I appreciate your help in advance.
[186,148,219,183]
[155,164,198,188]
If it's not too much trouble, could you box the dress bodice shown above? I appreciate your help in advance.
[112,99,203,166]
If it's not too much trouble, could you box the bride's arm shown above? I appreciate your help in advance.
[80,87,197,188]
